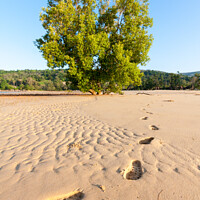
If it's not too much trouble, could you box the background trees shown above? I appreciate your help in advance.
[0,69,68,91]
[35,0,153,94]
[191,73,200,89]
[0,69,199,91]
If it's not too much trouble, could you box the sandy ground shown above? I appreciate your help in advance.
[0,91,200,200]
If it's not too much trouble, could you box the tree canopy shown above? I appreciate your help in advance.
[35,0,153,94]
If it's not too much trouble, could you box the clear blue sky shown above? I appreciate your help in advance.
[0,0,199,73]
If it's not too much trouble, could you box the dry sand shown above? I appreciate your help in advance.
[0,91,200,200]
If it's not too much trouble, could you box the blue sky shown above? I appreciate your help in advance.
[0,0,199,73]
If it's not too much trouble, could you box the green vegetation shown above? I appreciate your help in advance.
[0,69,70,91]
[0,69,199,91]
[129,70,200,90]
[35,0,153,94]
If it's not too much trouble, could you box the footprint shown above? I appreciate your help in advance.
[174,167,180,173]
[47,189,84,200]
[163,100,174,102]
[149,125,159,130]
[123,160,142,180]
[140,116,148,120]
[15,163,21,172]
[136,92,151,96]
[139,137,154,144]
[146,111,153,115]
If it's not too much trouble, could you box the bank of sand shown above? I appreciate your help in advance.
[0,91,200,200]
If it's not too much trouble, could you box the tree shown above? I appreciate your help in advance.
[0,79,7,90]
[191,73,200,89]
[44,80,56,91]
[194,73,200,89]
[36,0,153,94]
[169,73,181,90]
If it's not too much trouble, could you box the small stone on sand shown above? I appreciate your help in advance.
[140,116,148,120]
[99,185,106,192]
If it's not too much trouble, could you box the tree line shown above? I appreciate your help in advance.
[0,69,199,91]
[0,69,69,91]
[129,70,200,90]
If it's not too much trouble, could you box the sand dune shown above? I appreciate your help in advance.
[0,91,200,200]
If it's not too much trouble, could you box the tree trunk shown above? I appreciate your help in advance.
[96,90,102,95]
[89,89,96,95]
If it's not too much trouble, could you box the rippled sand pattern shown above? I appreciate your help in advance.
[0,96,200,200]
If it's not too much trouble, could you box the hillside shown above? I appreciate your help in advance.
[182,71,200,77]
[0,69,199,91]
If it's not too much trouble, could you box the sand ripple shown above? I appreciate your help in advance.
[0,96,199,200]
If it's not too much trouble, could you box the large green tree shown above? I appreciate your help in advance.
[36,0,153,94]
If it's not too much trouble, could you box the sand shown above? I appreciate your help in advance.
[0,91,200,200]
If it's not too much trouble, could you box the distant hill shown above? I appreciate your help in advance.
[182,71,200,77]
[0,69,199,90]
